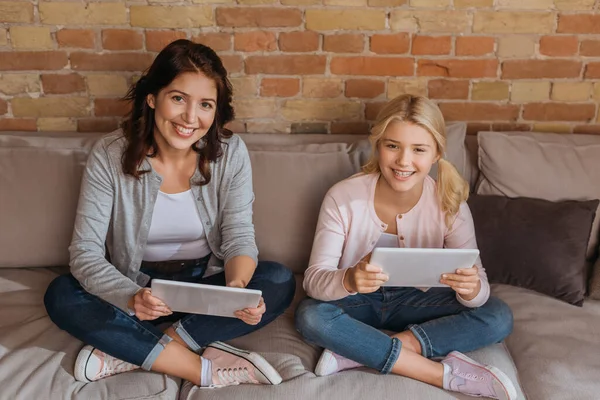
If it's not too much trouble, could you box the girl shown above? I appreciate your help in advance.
[295,94,516,400]
[44,40,296,390]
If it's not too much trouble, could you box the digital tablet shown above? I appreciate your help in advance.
[370,247,480,288]
[150,279,262,318]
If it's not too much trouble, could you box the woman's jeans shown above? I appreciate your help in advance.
[44,256,296,370]
[295,287,513,375]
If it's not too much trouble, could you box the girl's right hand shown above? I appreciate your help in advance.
[128,288,172,321]
[343,261,389,293]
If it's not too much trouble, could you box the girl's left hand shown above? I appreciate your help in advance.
[234,297,266,326]
[440,266,481,299]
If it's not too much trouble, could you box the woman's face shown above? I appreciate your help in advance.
[377,120,439,195]
[147,71,218,153]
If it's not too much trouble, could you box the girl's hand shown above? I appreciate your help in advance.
[440,266,481,300]
[129,288,172,321]
[234,297,266,325]
[343,260,389,294]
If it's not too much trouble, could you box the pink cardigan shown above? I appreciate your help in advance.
[303,173,490,308]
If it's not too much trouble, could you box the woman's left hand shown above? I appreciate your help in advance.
[440,266,481,300]
[234,297,266,325]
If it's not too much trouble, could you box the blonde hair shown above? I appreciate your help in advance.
[363,94,469,229]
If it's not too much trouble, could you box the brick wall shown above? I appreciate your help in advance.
[0,1,599,135]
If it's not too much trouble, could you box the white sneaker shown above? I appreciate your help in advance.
[202,342,282,387]
[315,349,362,376]
[441,351,517,400]
[74,345,139,382]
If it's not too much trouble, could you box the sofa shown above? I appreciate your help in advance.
[1,123,599,400]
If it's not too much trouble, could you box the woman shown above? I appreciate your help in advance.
[44,39,296,389]
[295,94,516,400]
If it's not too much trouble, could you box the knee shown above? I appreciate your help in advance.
[295,298,339,341]
[256,261,296,300]
[44,274,78,322]
[480,297,514,342]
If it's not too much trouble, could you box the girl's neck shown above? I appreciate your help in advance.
[375,173,424,215]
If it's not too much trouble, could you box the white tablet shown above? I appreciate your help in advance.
[370,247,479,288]
[150,279,262,318]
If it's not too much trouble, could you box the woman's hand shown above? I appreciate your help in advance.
[234,297,266,326]
[440,266,481,300]
[343,260,389,294]
[128,288,172,321]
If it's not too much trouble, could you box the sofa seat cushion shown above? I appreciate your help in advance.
[183,275,527,400]
[492,284,600,400]
[0,268,180,400]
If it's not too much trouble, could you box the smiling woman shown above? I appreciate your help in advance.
[42,39,296,392]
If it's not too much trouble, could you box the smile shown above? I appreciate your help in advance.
[172,123,197,137]
[393,169,415,178]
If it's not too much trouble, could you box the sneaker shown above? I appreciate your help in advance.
[202,342,282,387]
[74,345,139,382]
[178,380,196,400]
[314,349,362,376]
[441,351,517,400]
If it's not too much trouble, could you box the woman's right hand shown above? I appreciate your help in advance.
[343,260,389,294]
[128,288,172,321]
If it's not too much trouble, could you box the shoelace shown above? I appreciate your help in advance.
[97,352,137,379]
[216,367,254,385]
[453,366,486,382]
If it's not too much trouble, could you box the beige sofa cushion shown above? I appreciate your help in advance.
[476,131,600,297]
[0,267,180,399]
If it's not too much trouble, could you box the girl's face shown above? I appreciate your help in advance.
[147,71,217,153]
[377,120,440,195]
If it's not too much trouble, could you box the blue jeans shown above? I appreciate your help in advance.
[44,257,296,370]
[295,287,513,374]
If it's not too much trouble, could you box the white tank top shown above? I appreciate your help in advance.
[142,189,212,262]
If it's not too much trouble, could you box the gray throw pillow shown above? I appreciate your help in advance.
[467,194,599,306]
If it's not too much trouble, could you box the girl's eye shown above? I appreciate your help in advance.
[386,144,398,149]
[172,95,184,102]
[415,148,426,153]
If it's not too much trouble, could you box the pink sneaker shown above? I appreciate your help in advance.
[74,345,139,382]
[202,342,282,387]
[441,351,517,400]
[314,349,362,376]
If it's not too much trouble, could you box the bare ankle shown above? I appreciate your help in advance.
[393,331,422,355]
[164,326,189,349]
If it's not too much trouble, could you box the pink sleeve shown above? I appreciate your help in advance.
[444,202,490,308]
[303,193,354,301]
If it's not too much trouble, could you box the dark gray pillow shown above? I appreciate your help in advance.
[467,194,599,306]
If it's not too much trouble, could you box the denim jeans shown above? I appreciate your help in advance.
[295,287,513,374]
[44,256,296,370]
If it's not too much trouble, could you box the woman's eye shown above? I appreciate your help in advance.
[172,95,184,102]
[200,102,213,109]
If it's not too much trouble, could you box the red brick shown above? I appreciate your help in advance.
[192,33,230,52]
[279,32,319,52]
[491,123,532,132]
[558,14,600,34]
[0,51,68,71]
[428,79,469,99]
[581,40,600,57]
[147,31,188,52]
[574,125,600,135]
[466,123,491,136]
[77,118,120,133]
[331,57,413,76]
[0,118,37,131]
[56,29,95,49]
[323,34,364,53]
[585,62,600,79]
[539,36,578,56]
[41,74,86,94]
[365,102,385,121]
[502,60,582,79]
[94,98,131,117]
[412,36,451,55]
[102,29,143,51]
[234,31,277,52]
[0,99,7,116]
[216,8,302,27]
[260,78,299,97]
[221,55,243,74]
[523,103,596,121]
[456,36,494,56]
[71,53,155,71]
[246,55,326,75]
[418,59,498,78]
[370,34,410,54]
[331,122,370,135]
[345,79,385,99]
[439,103,520,121]
[224,120,245,134]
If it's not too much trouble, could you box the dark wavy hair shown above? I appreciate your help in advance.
[120,39,234,185]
